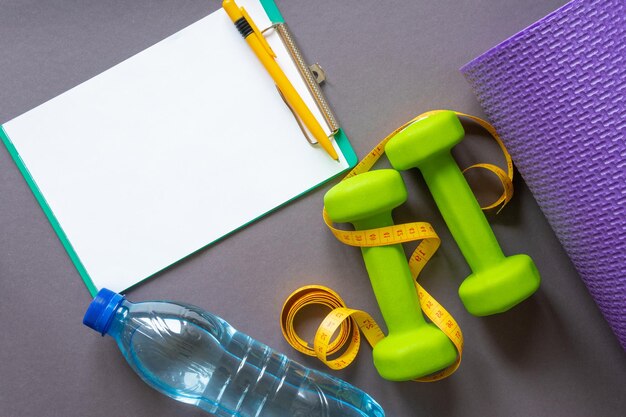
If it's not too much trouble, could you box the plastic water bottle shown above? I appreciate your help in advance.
[83,288,385,417]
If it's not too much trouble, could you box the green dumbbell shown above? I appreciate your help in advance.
[385,110,540,316]
[324,169,457,381]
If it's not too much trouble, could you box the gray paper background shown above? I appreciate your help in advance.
[1,1,624,416]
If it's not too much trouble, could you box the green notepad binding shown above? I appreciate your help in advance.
[260,0,284,23]
[0,126,98,294]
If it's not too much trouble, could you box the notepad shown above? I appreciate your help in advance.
[1,0,355,295]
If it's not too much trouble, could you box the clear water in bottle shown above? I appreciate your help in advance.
[83,288,385,417]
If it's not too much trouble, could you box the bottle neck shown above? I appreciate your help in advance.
[105,300,132,338]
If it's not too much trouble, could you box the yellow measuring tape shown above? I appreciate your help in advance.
[280,110,513,381]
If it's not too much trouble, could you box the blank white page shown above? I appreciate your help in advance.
[3,0,349,293]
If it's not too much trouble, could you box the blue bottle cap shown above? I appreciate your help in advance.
[83,288,125,335]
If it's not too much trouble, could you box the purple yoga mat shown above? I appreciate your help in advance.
[461,0,625,349]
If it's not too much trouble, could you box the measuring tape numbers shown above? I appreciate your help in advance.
[280,110,514,381]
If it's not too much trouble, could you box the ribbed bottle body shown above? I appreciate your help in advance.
[107,300,383,417]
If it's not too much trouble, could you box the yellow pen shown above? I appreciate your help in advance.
[222,0,339,161]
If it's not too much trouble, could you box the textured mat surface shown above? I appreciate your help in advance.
[461,0,625,349]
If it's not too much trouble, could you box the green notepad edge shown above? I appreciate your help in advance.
[260,0,284,23]
[0,126,98,295]
[2,125,355,296]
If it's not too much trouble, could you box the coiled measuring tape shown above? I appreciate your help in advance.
[280,110,514,382]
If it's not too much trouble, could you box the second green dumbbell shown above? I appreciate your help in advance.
[324,169,457,381]
[385,111,540,316]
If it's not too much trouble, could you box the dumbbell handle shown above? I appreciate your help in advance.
[353,212,426,335]
[420,152,505,273]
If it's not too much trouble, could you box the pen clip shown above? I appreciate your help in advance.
[275,85,318,145]
[240,6,276,58]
